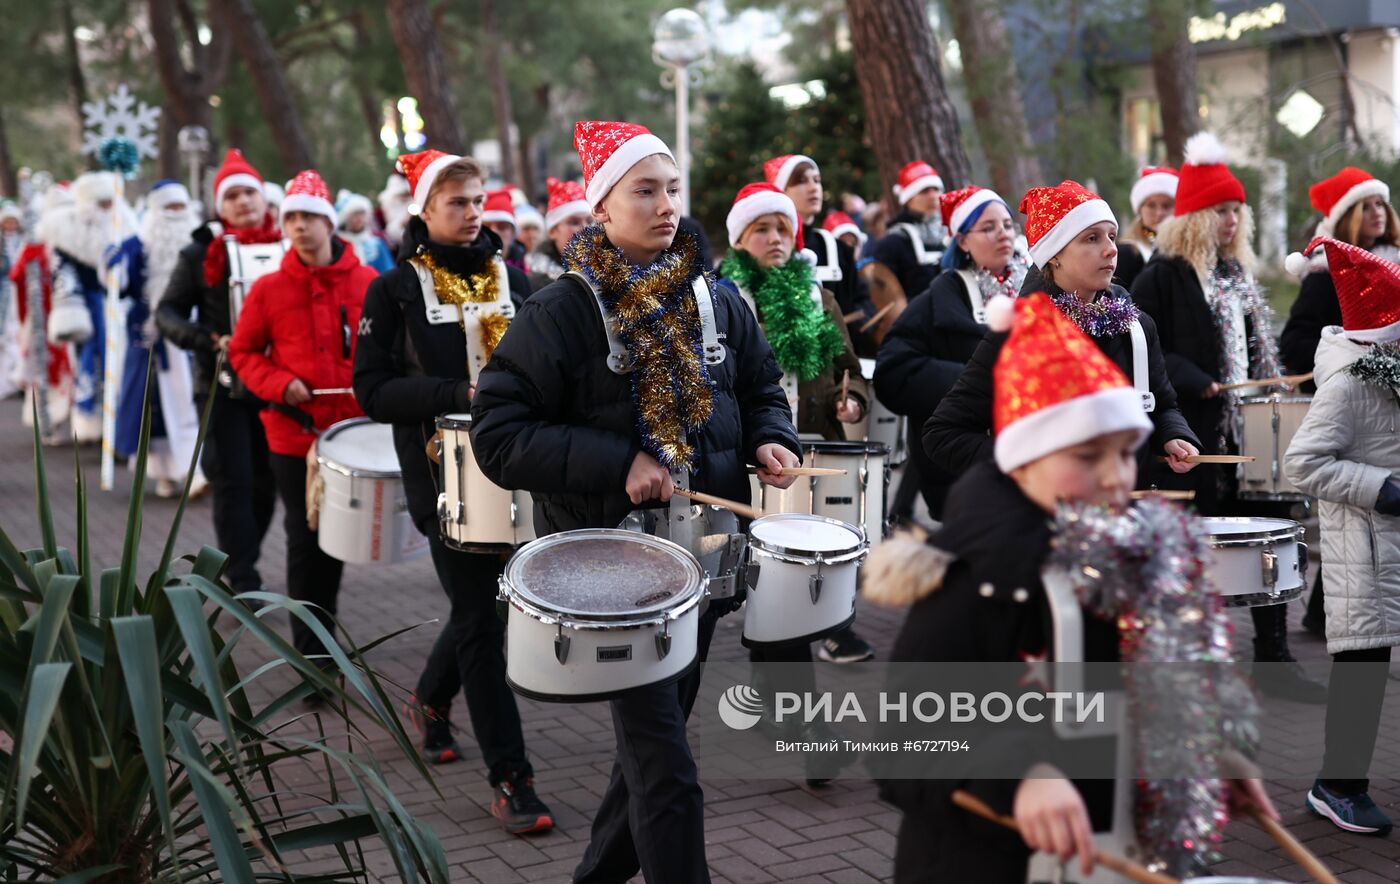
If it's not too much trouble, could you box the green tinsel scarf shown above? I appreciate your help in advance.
[719,250,845,382]
[1348,341,1400,390]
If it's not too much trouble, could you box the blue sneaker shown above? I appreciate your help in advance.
[1307,781,1393,835]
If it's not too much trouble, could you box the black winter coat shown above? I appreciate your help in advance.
[352,220,531,534]
[878,462,1116,882]
[872,270,981,517]
[921,277,1199,486]
[155,223,240,394]
[805,221,860,314]
[469,237,801,536]
[1278,270,1340,391]
[871,210,944,301]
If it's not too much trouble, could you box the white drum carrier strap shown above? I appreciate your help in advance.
[565,271,724,375]
[894,222,943,266]
[955,270,987,325]
[811,227,843,283]
[411,255,515,379]
[1128,319,1155,413]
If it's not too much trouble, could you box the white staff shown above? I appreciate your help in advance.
[100,173,125,491]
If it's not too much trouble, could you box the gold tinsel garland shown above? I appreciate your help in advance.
[565,226,714,470]
[418,251,511,365]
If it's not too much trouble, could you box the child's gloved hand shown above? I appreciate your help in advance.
[1376,481,1400,516]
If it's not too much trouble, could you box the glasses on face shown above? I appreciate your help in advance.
[971,220,1016,237]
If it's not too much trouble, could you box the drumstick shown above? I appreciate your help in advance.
[312,387,355,396]
[858,303,895,333]
[746,466,848,477]
[1130,489,1196,500]
[1217,372,1313,392]
[1154,454,1256,464]
[672,486,765,521]
[1245,808,1341,884]
[840,369,850,405]
[843,310,864,324]
[951,790,1179,884]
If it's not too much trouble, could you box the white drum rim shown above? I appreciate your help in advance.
[749,513,867,562]
[436,412,472,430]
[316,417,401,479]
[1239,394,1312,405]
[1201,517,1303,549]
[501,529,705,629]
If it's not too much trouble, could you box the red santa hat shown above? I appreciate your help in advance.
[1019,180,1116,269]
[893,161,944,206]
[545,176,590,231]
[986,292,1152,473]
[1173,132,1246,216]
[1309,167,1390,239]
[213,148,263,208]
[822,210,866,248]
[1129,166,1179,214]
[397,149,463,214]
[763,154,818,191]
[1286,236,1400,343]
[281,169,337,227]
[726,182,802,250]
[482,187,516,228]
[941,185,1006,233]
[574,120,674,207]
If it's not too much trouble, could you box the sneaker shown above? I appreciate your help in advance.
[817,628,875,664]
[1307,781,1393,835]
[491,777,554,835]
[404,696,461,765]
[1252,660,1327,704]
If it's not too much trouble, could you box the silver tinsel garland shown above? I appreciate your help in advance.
[1050,499,1260,877]
[1204,261,1281,452]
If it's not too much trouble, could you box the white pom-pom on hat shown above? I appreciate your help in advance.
[985,294,1016,332]
[1184,131,1229,166]
[1284,250,1309,278]
[796,248,818,266]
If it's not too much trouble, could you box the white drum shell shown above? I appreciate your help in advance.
[1201,517,1306,607]
[743,515,866,646]
[1238,395,1312,500]
[316,419,428,565]
[437,415,534,549]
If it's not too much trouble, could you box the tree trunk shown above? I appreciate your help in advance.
[385,0,467,155]
[348,14,389,160]
[0,111,16,198]
[59,0,94,166]
[223,0,316,173]
[1148,3,1200,166]
[943,0,1042,203]
[516,129,535,203]
[845,0,972,212]
[478,0,516,182]
[148,0,231,179]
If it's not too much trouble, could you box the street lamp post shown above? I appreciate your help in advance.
[177,125,210,212]
[652,8,711,217]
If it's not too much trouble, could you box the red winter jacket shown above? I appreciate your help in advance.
[230,240,376,456]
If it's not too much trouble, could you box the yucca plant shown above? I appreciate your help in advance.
[0,355,449,882]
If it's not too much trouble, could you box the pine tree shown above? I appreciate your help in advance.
[693,62,787,241]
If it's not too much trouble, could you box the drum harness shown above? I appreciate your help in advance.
[566,270,748,609]
[809,227,843,284]
[890,222,945,267]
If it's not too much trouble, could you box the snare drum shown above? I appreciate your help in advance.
[499,529,706,702]
[436,413,535,550]
[1237,394,1312,500]
[316,418,428,565]
[743,514,867,646]
[1201,517,1307,607]
[806,440,889,546]
[857,358,907,465]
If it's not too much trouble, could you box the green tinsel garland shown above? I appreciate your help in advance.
[719,250,845,382]
[1348,341,1400,390]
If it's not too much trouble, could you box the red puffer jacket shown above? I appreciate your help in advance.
[230,240,377,456]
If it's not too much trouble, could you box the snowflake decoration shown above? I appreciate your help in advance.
[80,84,160,161]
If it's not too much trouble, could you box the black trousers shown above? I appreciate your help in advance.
[574,607,720,884]
[198,391,276,594]
[268,453,344,659]
[415,531,530,786]
[1319,645,1393,795]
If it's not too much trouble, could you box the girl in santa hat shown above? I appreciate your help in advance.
[923,179,1200,488]
[472,120,801,883]
[1114,166,1178,289]
[867,292,1276,883]
[1284,236,1400,835]
[1132,132,1327,704]
[875,185,1030,518]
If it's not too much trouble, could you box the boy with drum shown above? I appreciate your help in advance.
[471,120,801,883]
[351,151,550,834]
[228,170,375,665]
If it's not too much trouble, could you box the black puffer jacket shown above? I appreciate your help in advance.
[873,270,978,516]
[871,210,944,301]
[469,233,801,535]
[352,218,531,533]
[1278,269,1340,391]
[154,223,239,393]
[921,275,1199,486]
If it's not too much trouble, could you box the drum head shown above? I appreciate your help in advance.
[318,418,400,477]
[750,514,864,558]
[437,412,472,430]
[506,529,703,620]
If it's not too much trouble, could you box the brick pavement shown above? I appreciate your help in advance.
[2,412,1399,882]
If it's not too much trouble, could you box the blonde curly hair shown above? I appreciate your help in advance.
[1155,204,1255,278]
